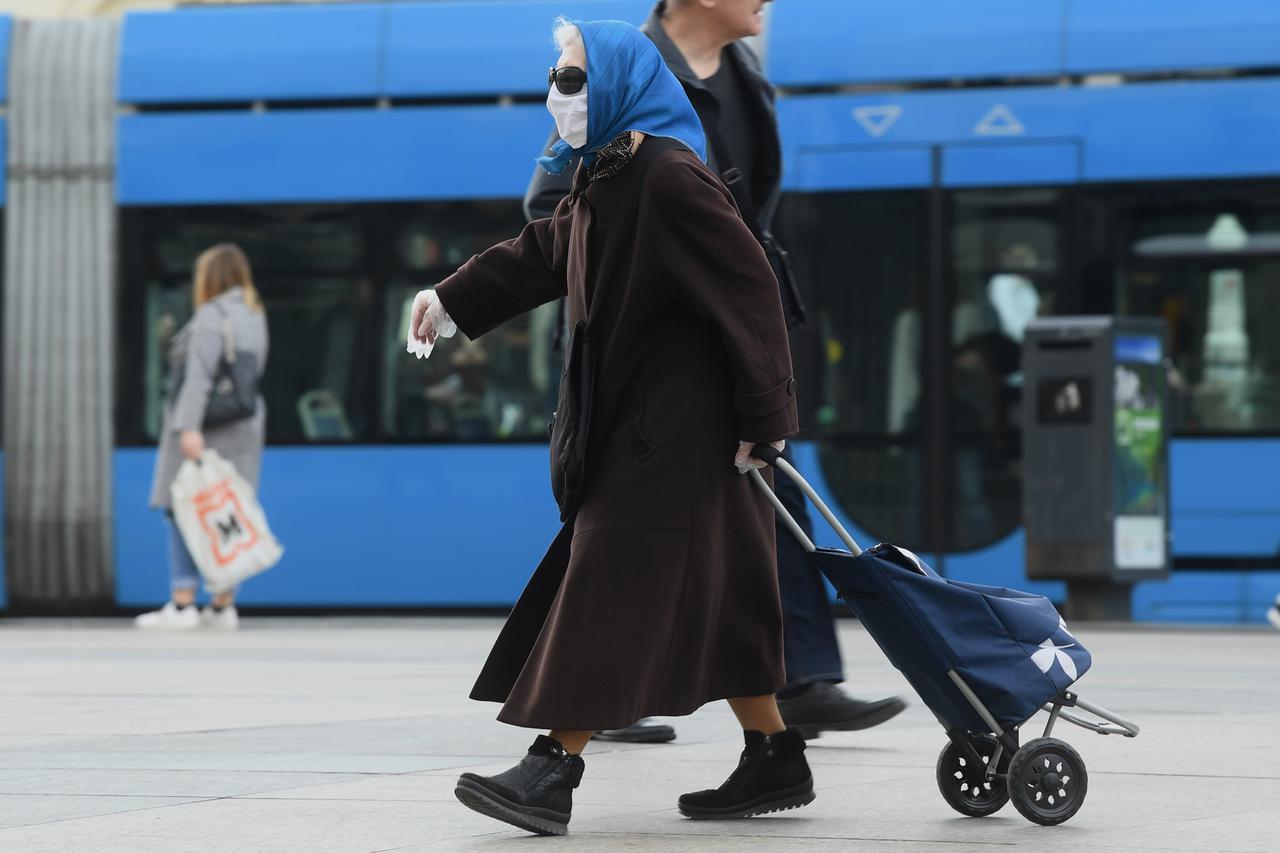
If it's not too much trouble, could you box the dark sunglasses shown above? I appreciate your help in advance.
[548,66,587,95]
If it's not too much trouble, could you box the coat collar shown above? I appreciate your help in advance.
[642,2,770,96]
[642,3,702,91]
[640,2,782,235]
[211,285,244,305]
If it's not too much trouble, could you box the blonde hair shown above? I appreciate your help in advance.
[193,242,264,313]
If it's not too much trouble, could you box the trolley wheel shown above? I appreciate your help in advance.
[935,736,1010,817]
[1006,737,1089,826]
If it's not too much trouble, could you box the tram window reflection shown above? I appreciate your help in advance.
[128,207,371,443]
[1088,185,1280,434]
[943,190,1065,550]
[383,284,554,441]
[780,190,928,547]
[119,201,553,447]
[381,202,551,442]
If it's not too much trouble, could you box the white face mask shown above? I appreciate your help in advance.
[547,84,588,150]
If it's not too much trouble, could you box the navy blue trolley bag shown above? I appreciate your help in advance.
[748,445,1139,826]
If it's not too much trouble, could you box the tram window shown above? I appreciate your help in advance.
[781,191,929,546]
[1084,185,1280,433]
[946,189,1066,549]
[119,202,556,446]
[780,187,1070,553]
[262,273,375,442]
[381,202,551,441]
[122,206,375,444]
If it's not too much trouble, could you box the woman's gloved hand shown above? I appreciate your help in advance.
[407,289,458,359]
[735,440,785,474]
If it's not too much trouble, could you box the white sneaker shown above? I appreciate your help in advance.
[1268,598,1280,631]
[135,602,200,631]
[200,605,239,631]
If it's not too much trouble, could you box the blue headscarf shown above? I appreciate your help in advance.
[537,20,707,175]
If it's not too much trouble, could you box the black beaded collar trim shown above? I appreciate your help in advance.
[588,133,635,183]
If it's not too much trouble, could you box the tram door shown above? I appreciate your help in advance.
[786,141,1079,573]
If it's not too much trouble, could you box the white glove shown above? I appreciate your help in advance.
[735,440,785,474]
[406,289,458,360]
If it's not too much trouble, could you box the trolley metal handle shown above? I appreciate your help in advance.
[748,444,863,557]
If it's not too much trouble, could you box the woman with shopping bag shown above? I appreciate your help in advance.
[136,243,270,631]
[409,19,811,836]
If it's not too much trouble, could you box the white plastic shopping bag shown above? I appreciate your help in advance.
[170,449,284,593]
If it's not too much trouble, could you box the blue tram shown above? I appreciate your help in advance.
[1,1,1278,621]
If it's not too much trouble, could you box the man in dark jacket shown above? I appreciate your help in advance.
[525,0,906,744]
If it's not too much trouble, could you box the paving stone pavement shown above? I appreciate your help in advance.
[0,617,1276,852]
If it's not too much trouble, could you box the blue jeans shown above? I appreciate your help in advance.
[774,445,846,691]
[166,514,202,593]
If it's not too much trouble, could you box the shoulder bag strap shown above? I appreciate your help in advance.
[209,300,236,365]
[704,110,762,239]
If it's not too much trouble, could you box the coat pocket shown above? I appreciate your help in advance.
[550,322,594,521]
[627,387,654,463]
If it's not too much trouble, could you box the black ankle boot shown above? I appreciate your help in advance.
[454,735,585,836]
[678,727,815,819]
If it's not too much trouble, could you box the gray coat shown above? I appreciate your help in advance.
[149,287,269,509]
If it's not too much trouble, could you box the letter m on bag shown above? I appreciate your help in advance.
[193,479,261,567]
[216,515,243,543]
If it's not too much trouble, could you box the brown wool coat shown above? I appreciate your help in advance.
[436,139,799,730]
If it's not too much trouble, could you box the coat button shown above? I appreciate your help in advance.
[787,378,796,395]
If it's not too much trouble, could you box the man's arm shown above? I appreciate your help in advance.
[523,126,577,222]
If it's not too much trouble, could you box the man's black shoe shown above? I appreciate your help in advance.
[592,718,677,744]
[454,735,585,836]
[678,727,815,819]
[778,681,907,740]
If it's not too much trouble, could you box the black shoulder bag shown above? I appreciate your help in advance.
[170,302,259,427]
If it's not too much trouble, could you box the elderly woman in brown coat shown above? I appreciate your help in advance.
[410,19,812,836]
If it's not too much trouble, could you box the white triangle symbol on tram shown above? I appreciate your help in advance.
[974,103,1025,136]
[854,105,902,138]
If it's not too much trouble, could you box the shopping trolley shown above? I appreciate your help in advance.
[750,445,1140,826]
